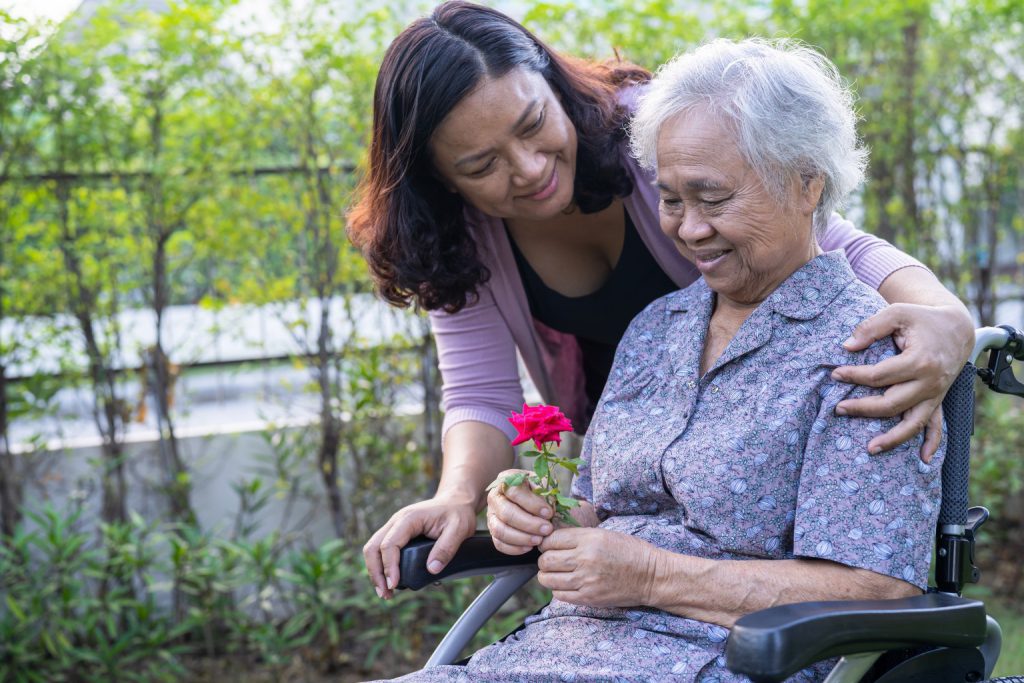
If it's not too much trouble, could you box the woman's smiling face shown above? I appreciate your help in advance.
[429,68,578,221]
[655,107,823,308]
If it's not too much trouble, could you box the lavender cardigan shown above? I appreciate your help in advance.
[430,147,927,442]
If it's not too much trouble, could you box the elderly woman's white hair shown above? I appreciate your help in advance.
[629,38,868,233]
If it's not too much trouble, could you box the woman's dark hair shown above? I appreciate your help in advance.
[347,1,650,313]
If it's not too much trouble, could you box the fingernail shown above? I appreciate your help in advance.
[835,406,847,416]
[531,535,542,544]
[386,575,395,590]
[540,524,552,534]
[869,445,882,455]
[842,336,855,347]
[428,560,444,574]
[540,508,551,518]
[375,586,383,599]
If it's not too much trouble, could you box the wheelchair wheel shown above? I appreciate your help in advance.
[987,677,1024,682]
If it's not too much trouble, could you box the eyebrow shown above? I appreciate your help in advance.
[655,178,729,193]
[454,99,539,169]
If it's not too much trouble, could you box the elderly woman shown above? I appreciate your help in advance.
[384,38,944,683]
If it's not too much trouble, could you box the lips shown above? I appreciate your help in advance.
[692,248,733,274]
[522,167,558,201]
[693,249,732,264]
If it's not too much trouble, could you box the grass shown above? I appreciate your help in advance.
[989,600,1024,678]
[962,588,1024,678]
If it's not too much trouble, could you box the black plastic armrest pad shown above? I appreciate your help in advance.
[397,531,540,590]
[725,593,987,682]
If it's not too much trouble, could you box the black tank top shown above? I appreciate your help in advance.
[508,208,678,413]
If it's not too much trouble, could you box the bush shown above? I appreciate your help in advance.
[0,505,550,681]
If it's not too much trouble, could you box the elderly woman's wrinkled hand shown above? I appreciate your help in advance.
[487,469,556,555]
[537,528,661,608]
[831,302,974,462]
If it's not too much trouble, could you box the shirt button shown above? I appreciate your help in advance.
[687,381,696,389]
[711,385,720,394]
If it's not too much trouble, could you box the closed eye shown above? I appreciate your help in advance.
[524,109,545,135]
[469,158,497,177]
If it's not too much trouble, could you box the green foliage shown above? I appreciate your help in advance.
[0,505,550,680]
[973,394,1024,514]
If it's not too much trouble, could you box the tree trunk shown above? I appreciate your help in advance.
[149,232,194,525]
[0,359,21,539]
[0,230,22,538]
[420,323,443,493]
[56,178,128,525]
[316,295,345,538]
[899,19,922,243]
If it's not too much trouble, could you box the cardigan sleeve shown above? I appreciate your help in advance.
[819,212,929,291]
[430,285,524,443]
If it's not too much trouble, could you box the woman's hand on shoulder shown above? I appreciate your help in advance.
[363,494,477,600]
[486,469,556,555]
[537,528,661,609]
[831,302,974,462]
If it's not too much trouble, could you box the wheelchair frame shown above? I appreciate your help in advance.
[395,325,1024,682]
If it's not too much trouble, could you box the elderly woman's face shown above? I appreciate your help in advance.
[429,68,578,221]
[655,108,823,307]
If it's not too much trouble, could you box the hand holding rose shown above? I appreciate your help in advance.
[488,404,583,529]
[487,470,601,555]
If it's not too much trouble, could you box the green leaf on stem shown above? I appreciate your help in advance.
[558,510,580,527]
[504,472,527,487]
[535,457,549,481]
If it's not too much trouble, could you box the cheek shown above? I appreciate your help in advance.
[458,176,510,207]
[659,217,679,243]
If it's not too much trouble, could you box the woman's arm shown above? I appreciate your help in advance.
[647,551,918,628]
[363,421,513,600]
[834,267,974,458]
[819,214,974,458]
[536,528,918,629]
[429,291,527,442]
[364,288,526,599]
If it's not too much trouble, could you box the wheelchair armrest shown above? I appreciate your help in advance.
[397,531,540,590]
[726,593,987,682]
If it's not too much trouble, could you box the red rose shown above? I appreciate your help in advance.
[508,404,574,450]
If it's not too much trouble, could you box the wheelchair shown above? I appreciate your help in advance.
[397,325,1024,682]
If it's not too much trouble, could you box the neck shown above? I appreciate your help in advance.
[719,239,822,312]
[711,238,823,332]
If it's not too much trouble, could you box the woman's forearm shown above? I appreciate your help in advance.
[647,551,919,628]
[877,265,970,311]
[438,420,516,511]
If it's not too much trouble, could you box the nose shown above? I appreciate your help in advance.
[509,142,547,188]
[677,205,714,245]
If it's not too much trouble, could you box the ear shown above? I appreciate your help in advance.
[797,174,825,215]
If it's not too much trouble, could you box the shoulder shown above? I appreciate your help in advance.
[774,252,895,366]
[810,277,896,366]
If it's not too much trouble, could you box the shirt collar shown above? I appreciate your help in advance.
[664,250,857,321]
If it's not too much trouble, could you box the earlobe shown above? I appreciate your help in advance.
[799,174,825,214]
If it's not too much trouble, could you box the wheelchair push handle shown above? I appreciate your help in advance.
[938,364,974,529]
[974,325,1024,398]
[936,326,1022,531]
